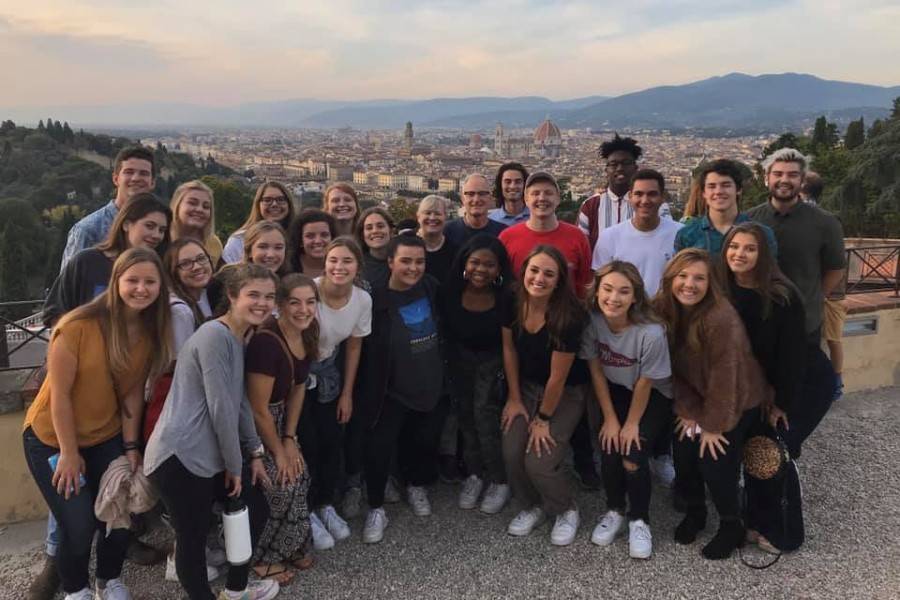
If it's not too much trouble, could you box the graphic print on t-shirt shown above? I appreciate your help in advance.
[398,297,438,354]
[597,342,638,368]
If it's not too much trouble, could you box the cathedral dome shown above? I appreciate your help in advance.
[533,118,561,144]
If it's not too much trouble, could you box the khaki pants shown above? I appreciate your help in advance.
[502,381,585,516]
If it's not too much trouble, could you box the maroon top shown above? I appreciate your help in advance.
[246,318,312,404]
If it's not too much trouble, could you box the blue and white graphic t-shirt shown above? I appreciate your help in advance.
[387,284,442,411]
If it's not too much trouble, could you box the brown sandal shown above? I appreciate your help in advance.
[252,563,295,585]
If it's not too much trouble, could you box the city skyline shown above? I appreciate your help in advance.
[2,0,899,108]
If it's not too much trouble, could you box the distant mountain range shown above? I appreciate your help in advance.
[3,73,898,132]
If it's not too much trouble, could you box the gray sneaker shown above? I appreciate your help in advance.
[342,486,362,519]
[363,508,389,544]
[384,478,401,504]
[479,483,510,515]
[458,475,484,510]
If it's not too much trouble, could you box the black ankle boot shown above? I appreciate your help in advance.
[702,517,745,559]
[27,555,59,600]
[674,511,706,544]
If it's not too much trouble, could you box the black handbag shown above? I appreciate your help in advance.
[741,422,804,568]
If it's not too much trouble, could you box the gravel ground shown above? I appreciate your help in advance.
[2,386,898,600]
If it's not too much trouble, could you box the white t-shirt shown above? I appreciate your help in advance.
[313,278,372,360]
[591,218,683,296]
[578,314,672,398]
[221,231,246,264]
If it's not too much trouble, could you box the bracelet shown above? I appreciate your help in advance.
[123,441,141,451]
[536,410,552,422]
[281,434,298,442]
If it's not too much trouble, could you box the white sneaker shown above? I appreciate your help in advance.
[342,486,362,519]
[217,579,279,600]
[309,511,335,550]
[629,519,653,559]
[458,475,484,510]
[649,455,676,488]
[591,510,627,546]
[318,505,351,541]
[480,483,511,515]
[94,578,131,600]
[384,478,401,503]
[65,589,93,600]
[166,552,221,582]
[507,507,546,536]
[550,509,580,546]
[407,485,432,516]
[363,507,389,544]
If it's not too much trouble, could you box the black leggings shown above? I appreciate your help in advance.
[151,456,269,600]
[297,388,344,509]
[673,408,758,520]
[599,383,673,522]
[364,395,445,508]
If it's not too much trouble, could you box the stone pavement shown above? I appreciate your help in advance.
[1,387,898,599]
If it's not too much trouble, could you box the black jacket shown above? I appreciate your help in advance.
[729,282,807,412]
[357,274,442,426]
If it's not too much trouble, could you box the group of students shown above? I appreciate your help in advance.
[24,143,840,600]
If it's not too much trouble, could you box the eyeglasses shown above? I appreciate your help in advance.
[606,159,636,170]
[176,254,210,271]
[260,196,288,206]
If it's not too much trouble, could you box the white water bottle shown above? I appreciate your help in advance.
[222,498,252,565]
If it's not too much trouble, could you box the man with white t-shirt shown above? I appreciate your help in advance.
[591,167,683,489]
[592,169,683,296]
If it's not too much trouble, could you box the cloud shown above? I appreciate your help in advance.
[0,0,897,107]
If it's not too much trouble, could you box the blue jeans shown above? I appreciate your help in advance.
[23,428,129,593]
[46,513,59,557]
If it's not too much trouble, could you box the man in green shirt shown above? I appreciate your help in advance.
[747,148,845,339]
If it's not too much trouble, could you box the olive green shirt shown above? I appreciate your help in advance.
[746,200,845,335]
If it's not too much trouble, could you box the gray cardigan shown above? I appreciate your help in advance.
[145,320,261,478]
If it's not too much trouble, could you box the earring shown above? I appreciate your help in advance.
[463,269,469,280]
[492,274,504,287]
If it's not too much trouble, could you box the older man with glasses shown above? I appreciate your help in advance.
[444,173,507,247]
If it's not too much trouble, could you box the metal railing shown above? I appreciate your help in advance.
[1,300,49,372]
[844,244,900,296]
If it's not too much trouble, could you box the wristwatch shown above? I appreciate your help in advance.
[536,410,552,423]
[249,444,265,459]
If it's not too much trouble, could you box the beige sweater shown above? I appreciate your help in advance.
[671,301,772,433]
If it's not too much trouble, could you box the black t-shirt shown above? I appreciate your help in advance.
[440,288,508,353]
[444,218,507,248]
[387,283,443,411]
[501,292,588,386]
[245,318,312,404]
[425,238,459,285]
[43,248,114,326]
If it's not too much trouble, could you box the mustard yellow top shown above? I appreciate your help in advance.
[24,317,150,448]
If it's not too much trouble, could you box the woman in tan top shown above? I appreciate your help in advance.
[23,248,172,600]
[654,248,772,560]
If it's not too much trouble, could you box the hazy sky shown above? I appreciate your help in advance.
[2,0,899,107]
